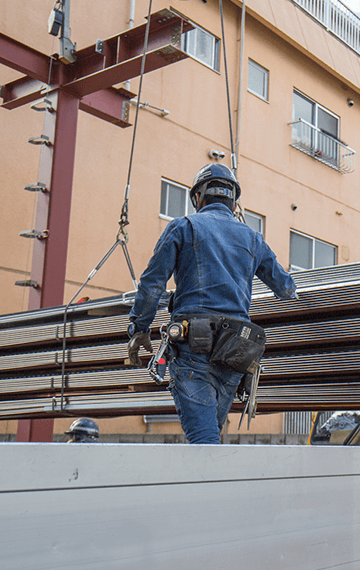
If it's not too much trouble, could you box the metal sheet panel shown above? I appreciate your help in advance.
[1,444,360,569]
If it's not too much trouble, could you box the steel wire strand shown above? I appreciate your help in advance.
[59,1,154,409]
[219,0,245,222]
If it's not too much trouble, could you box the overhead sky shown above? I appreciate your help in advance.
[342,0,360,14]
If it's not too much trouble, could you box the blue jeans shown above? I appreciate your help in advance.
[168,344,242,444]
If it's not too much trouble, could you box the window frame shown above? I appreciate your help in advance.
[292,90,340,164]
[181,21,220,71]
[160,178,194,221]
[244,209,265,235]
[289,229,337,271]
[293,90,340,136]
[247,59,269,102]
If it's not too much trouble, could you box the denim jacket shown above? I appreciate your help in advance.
[129,203,296,332]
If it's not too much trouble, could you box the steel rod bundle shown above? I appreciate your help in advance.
[1,262,360,419]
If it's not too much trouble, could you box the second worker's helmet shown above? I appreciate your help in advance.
[65,418,99,443]
[190,163,241,211]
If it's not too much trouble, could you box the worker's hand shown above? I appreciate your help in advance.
[293,292,300,300]
[128,332,152,367]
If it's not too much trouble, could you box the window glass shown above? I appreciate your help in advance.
[182,24,219,71]
[290,230,337,270]
[160,179,195,219]
[160,184,167,216]
[293,91,313,123]
[292,90,340,166]
[318,108,338,138]
[244,210,264,234]
[187,193,194,215]
[315,240,337,267]
[168,185,185,219]
[188,28,214,68]
[290,231,313,269]
[248,59,268,100]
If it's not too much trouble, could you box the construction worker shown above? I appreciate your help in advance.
[127,164,297,444]
[65,418,99,443]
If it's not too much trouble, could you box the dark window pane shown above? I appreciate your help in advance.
[244,211,263,233]
[290,232,313,269]
[187,193,196,215]
[315,240,336,268]
[183,26,217,69]
[293,92,313,124]
[248,60,268,99]
[168,185,185,218]
[160,181,167,216]
[318,108,338,137]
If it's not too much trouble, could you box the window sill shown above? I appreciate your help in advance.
[186,53,220,74]
[247,89,269,103]
[159,213,174,222]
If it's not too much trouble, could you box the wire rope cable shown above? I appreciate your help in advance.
[235,1,246,157]
[218,0,245,222]
[219,0,236,175]
[59,0,153,409]
[119,0,153,234]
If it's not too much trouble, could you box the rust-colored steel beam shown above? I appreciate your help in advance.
[1,10,191,108]
[28,89,79,310]
[2,80,134,128]
[79,87,134,128]
[61,13,190,98]
[16,89,79,443]
[1,77,46,110]
[1,8,192,442]
[0,33,50,81]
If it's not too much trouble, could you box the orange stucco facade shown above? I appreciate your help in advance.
[1,0,360,438]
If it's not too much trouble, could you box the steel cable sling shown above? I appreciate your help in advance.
[60,0,241,411]
[59,0,153,411]
[218,0,245,223]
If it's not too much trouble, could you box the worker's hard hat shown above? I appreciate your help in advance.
[65,418,99,442]
[190,163,241,210]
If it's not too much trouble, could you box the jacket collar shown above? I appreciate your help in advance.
[198,203,233,216]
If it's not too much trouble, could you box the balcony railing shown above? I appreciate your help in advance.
[288,118,356,173]
[291,0,360,54]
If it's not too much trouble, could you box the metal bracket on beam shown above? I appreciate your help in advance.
[28,134,51,146]
[14,279,38,288]
[31,98,54,113]
[95,39,104,54]
[19,229,49,240]
[24,182,47,193]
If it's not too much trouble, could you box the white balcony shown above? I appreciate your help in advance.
[291,0,360,54]
[289,118,356,173]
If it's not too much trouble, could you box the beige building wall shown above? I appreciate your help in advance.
[1,0,360,438]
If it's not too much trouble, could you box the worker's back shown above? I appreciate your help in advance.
[172,202,294,320]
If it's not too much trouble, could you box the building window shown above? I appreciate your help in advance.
[290,230,337,270]
[182,23,220,71]
[160,179,195,219]
[244,210,265,234]
[290,89,355,173]
[292,90,340,164]
[248,59,269,101]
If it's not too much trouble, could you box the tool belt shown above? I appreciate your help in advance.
[167,314,266,375]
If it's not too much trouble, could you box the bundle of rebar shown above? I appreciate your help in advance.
[1,263,360,419]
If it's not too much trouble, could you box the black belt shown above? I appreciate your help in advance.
[175,313,265,344]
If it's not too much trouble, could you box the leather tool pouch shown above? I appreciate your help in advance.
[210,322,266,373]
[188,318,215,354]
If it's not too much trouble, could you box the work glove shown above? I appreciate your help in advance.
[128,332,152,367]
